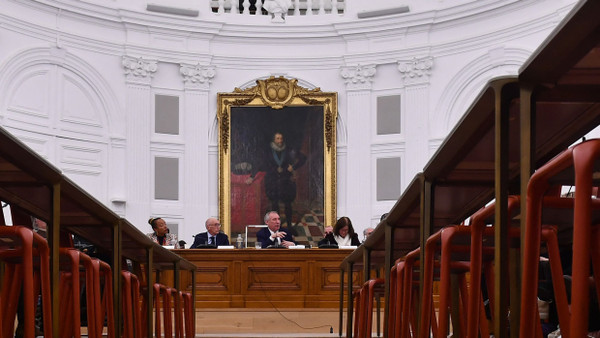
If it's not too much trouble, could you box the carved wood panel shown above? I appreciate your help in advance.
[171,249,360,308]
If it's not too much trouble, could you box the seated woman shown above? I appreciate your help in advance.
[147,217,181,248]
[318,216,361,247]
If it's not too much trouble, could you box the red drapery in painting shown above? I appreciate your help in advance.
[230,171,267,233]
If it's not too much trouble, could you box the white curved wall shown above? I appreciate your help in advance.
[0,0,578,240]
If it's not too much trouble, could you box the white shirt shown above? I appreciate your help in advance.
[268,229,281,244]
[334,234,352,246]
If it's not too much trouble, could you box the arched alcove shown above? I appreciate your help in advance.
[431,47,531,139]
[0,46,123,201]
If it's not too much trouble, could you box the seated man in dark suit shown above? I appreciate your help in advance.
[256,211,295,248]
[190,217,230,248]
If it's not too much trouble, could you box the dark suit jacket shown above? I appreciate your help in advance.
[190,232,230,248]
[318,232,360,247]
[256,227,294,248]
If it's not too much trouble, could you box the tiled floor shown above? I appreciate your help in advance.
[287,210,326,247]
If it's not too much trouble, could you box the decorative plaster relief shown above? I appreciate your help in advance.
[49,47,67,64]
[111,199,126,216]
[263,0,292,23]
[340,64,376,90]
[61,144,103,168]
[60,73,103,129]
[397,56,434,85]
[19,135,50,159]
[7,69,51,120]
[122,56,157,82]
[487,46,506,68]
[179,63,216,90]
[59,142,107,199]
[110,136,126,148]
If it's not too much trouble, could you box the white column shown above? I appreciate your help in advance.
[397,57,434,185]
[403,85,429,179]
[179,63,215,241]
[122,55,157,228]
[109,136,127,217]
[336,144,348,217]
[340,64,376,228]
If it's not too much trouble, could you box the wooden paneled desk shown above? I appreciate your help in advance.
[172,248,359,309]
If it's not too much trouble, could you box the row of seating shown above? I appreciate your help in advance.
[354,139,600,337]
[0,213,195,337]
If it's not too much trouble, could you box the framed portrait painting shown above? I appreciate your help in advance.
[217,77,337,245]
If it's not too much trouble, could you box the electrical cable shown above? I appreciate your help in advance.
[250,259,335,332]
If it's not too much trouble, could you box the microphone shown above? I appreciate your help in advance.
[276,231,281,245]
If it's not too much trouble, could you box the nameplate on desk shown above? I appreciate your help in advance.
[162,245,175,249]
[339,245,357,249]
[217,245,234,249]
[288,245,305,249]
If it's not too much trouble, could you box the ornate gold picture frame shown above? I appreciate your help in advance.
[217,77,337,241]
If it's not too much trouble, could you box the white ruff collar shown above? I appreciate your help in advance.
[270,142,286,152]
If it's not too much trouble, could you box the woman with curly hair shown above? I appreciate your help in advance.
[147,217,181,248]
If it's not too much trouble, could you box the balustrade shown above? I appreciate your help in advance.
[210,0,345,16]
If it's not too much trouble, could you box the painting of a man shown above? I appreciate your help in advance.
[246,131,306,227]
[229,105,323,235]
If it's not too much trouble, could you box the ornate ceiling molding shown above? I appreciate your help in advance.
[180,63,216,90]
[339,64,376,90]
[122,56,157,84]
[397,56,434,85]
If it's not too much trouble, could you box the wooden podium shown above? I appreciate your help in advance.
[171,248,360,309]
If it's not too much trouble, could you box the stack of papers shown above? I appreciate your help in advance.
[217,245,235,249]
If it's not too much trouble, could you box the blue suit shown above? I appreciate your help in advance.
[190,232,230,248]
[256,227,294,248]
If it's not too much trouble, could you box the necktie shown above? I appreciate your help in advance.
[209,236,214,245]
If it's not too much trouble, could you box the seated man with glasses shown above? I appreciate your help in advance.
[190,217,230,248]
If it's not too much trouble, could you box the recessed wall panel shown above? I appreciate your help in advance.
[155,94,179,135]
[155,156,179,200]
[377,95,401,135]
[376,157,401,201]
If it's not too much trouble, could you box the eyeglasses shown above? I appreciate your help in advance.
[209,223,222,227]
